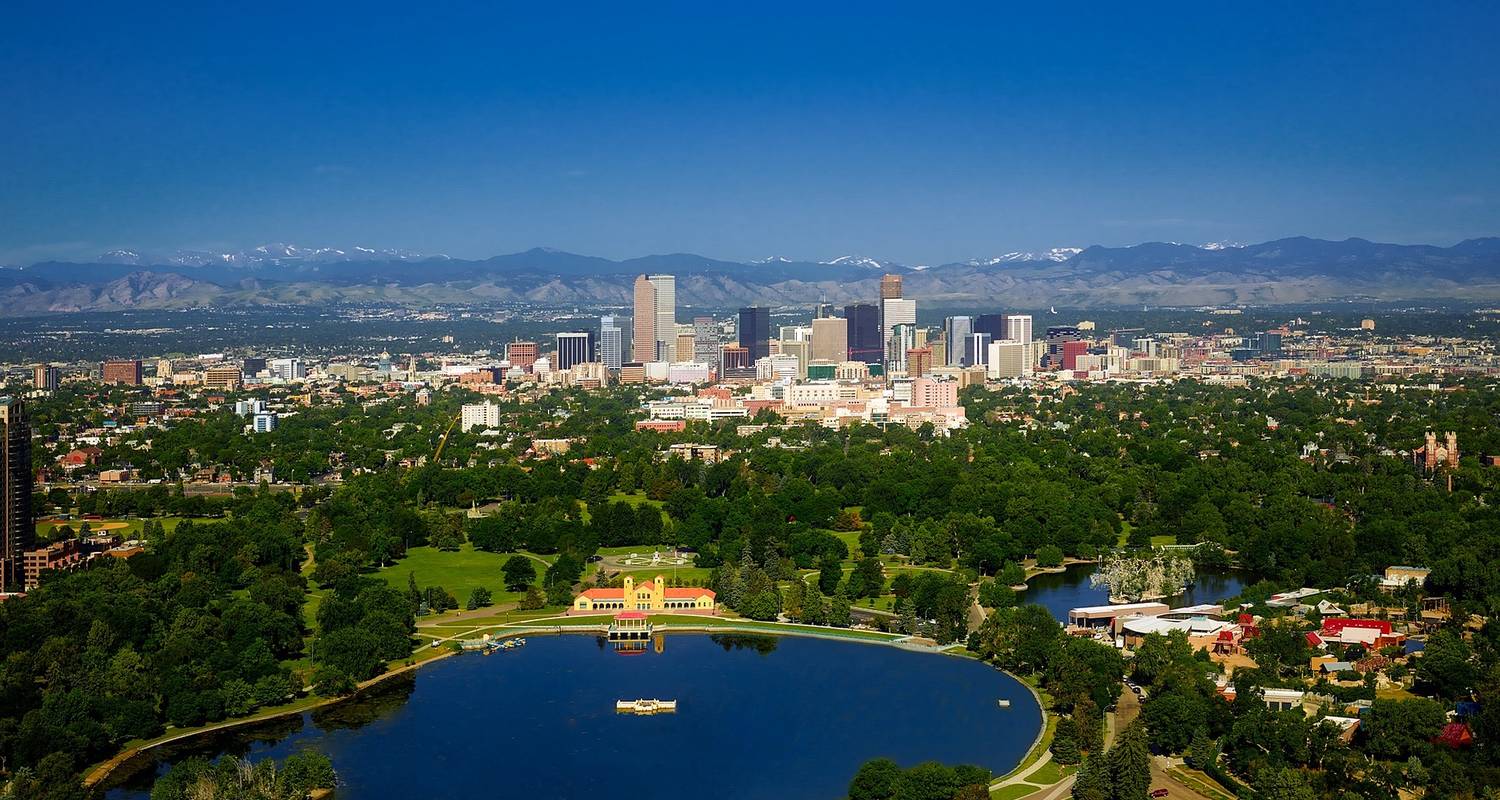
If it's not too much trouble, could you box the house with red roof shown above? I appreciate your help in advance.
[1320,618,1404,648]
[573,574,716,615]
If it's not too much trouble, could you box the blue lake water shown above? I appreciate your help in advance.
[1023,563,1250,622]
[104,633,1042,800]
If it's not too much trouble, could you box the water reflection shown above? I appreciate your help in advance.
[1025,563,1250,622]
[104,633,1041,800]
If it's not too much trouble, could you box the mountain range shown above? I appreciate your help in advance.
[3,236,1499,314]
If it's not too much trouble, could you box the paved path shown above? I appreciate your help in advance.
[990,749,1056,790]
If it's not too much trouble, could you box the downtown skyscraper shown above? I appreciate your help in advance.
[0,398,32,593]
[632,274,676,362]
[599,315,623,370]
[738,306,771,363]
[844,303,881,364]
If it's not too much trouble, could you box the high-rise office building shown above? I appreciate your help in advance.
[1044,325,1083,367]
[692,316,719,368]
[738,306,771,363]
[844,303,881,364]
[0,398,32,593]
[555,331,597,370]
[906,347,933,377]
[101,359,143,385]
[878,274,904,363]
[809,317,848,363]
[1003,314,1033,344]
[507,341,539,372]
[879,274,903,302]
[1259,331,1283,356]
[632,275,657,362]
[599,316,623,370]
[651,274,676,361]
[269,358,306,381]
[881,298,916,368]
[32,365,60,391]
[241,357,268,377]
[632,274,676,361]
[944,316,973,366]
[886,323,917,374]
[974,314,1006,342]
[1061,339,1090,371]
[966,332,992,367]
[815,303,836,319]
[204,366,243,390]
[988,340,1034,379]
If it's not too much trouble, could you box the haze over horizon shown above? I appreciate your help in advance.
[4,2,1498,266]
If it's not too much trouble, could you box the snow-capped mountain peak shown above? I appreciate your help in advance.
[823,255,893,270]
[968,247,1082,265]
[1201,241,1246,251]
[94,244,436,267]
[752,256,793,264]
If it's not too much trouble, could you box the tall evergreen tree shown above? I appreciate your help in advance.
[1108,721,1152,800]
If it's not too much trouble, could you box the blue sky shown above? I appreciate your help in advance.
[2,1,1497,265]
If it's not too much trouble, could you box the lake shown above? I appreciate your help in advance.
[104,633,1042,800]
[1024,563,1251,622]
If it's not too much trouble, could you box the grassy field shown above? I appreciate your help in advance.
[36,516,220,539]
[373,544,554,607]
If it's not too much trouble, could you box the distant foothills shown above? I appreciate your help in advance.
[3,236,1500,314]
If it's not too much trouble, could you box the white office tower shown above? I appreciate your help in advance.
[460,401,503,432]
[881,298,916,366]
[649,274,676,361]
[809,317,848,363]
[252,412,278,433]
[987,340,1034,379]
[944,316,973,366]
[886,323,917,375]
[692,316,719,368]
[269,358,306,381]
[966,332,992,367]
[1003,314,1033,343]
[234,399,267,417]
[599,316,623,370]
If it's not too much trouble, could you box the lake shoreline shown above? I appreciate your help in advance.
[87,615,1040,793]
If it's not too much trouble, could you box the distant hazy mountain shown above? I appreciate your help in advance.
[3,237,1499,314]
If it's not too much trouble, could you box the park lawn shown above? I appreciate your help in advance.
[826,529,864,557]
[35,516,220,539]
[1149,534,1178,547]
[374,544,554,607]
[1116,518,1133,547]
[607,491,663,507]
[610,565,714,583]
[594,544,677,556]
[990,785,1037,800]
[1025,761,1074,785]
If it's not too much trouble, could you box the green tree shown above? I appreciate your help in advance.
[847,757,899,800]
[1107,721,1151,800]
[466,586,493,610]
[502,555,537,592]
[1052,724,1082,765]
[1035,545,1064,568]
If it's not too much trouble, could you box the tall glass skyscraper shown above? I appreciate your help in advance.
[599,315,623,370]
[843,303,881,364]
[944,316,973,366]
[738,306,771,363]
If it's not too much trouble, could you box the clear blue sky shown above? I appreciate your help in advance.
[3,1,1497,265]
